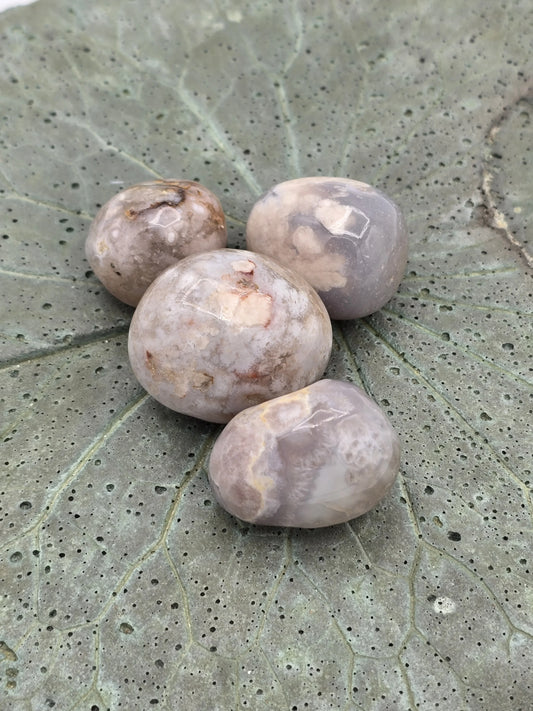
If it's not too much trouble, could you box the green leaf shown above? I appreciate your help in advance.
[1,1,532,709]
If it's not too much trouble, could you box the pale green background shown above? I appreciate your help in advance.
[1,1,532,709]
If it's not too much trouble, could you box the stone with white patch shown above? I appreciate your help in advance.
[128,249,332,423]
[208,379,400,527]
[246,177,408,319]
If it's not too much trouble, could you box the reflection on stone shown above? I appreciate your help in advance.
[85,180,227,306]
[128,249,332,423]
[246,177,408,319]
[208,379,400,527]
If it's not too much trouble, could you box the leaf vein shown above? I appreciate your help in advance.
[362,319,533,517]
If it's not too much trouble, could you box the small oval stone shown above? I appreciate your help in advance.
[86,180,227,306]
[208,379,400,528]
[246,177,408,320]
[128,249,332,423]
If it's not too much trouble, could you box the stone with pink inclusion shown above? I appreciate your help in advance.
[127,249,332,423]
[85,180,227,306]
[208,379,400,528]
[246,177,408,320]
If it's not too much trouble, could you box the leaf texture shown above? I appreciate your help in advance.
[1,1,532,709]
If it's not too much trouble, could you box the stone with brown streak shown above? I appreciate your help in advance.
[128,249,332,423]
[246,177,408,319]
[85,180,227,306]
[208,379,400,528]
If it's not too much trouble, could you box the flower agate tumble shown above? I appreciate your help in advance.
[85,180,227,306]
[208,379,400,528]
[128,249,332,423]
[246,177,408,320]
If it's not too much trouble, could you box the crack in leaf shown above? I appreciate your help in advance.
[481,87,533,268]
[480,175,533,268]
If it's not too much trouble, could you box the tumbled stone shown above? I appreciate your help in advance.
[246,177,408,319]
[85,180,227,306]
[208,379,400,528]
[128,249,332,423]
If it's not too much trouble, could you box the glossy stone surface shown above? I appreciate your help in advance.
[85,180,227,306]
[246,177,408,320]
[208,379,400,528]
[128,249,332,423]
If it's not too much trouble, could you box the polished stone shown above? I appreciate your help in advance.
[208,379,400,527]
[246,177,408,319]
[128,249,332,423]
[85,180,227,306]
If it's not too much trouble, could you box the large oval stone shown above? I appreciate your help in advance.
[86,180,227,306]
[246,177,408,319]
[128,249,332,423]
[208,379,400,528]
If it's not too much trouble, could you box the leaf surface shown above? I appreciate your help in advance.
[1,1,532,709]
